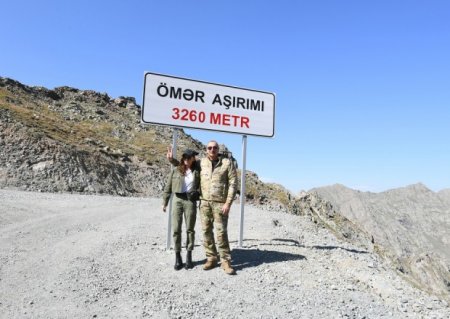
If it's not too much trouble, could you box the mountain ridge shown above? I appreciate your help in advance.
[312,183,450,300]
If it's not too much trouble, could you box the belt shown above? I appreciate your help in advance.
[175,192,188,199]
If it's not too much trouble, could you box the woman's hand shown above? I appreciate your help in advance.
[162,206,167,212]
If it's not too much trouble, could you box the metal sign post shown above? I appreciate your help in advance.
[238,135,247,247]
[166,129,178,250]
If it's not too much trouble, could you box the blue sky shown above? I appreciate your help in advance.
[2,1,450,193]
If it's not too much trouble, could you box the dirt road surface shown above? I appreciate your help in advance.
[0,190,448,318]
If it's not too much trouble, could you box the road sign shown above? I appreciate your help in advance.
[142,72,275,137]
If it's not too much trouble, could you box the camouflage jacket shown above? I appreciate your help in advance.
[198,157,237,204]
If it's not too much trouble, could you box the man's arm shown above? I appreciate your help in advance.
[222,159,237,215]
[225,160,238,205]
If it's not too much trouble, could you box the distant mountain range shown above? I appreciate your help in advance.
[312,183,450,299]
[1,76,449,301]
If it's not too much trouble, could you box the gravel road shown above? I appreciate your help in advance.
[0,189,448,318]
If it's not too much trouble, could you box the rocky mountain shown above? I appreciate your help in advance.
[1,77,176,196]
[311,183,450,300]
[438,188,450,206]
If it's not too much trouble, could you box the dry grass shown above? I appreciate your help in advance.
[1,94,168,165]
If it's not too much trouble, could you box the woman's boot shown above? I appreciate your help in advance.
[185,251,193,269]
[174,252,183,270]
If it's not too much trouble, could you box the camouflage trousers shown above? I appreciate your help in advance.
[172,195,197,252]
[200,200,231,261]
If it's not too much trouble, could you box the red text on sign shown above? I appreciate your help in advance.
[172,108,206,122]
[171,108,250,128]
[210,112,250,128]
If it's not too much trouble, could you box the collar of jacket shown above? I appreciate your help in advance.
[208,156,224,168]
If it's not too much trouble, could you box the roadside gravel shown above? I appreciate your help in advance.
[0,189,448,318]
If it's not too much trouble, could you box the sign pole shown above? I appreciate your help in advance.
[238,135,247,247]
[166,128,178,250]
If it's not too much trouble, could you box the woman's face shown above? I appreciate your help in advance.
[184,156,195,167]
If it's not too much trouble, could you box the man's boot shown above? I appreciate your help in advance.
[203,257,217,270]
[174,252,183,270]
[185,251,193,269]
[221,260,235,275]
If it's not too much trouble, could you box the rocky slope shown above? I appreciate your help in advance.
[1,77,180,196]
[438,188,450,206]
[312,183,450,301]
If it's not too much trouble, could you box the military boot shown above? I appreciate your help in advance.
[221,260,235,275]
[185,251,193,269]
[174,252,183,271]
[203,257,217,270]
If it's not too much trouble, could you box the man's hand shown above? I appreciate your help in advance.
[166,146,173,161]
[221,203,231,216]
[162,205,167,212]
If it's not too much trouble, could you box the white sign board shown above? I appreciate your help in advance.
[142,72,275,137]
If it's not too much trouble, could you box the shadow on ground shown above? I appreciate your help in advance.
[231,247,306,271]
[233,238,369,255]
[310,245,369,254]
[193,238,368,271]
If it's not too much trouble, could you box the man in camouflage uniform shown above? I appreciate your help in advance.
[168,140,237,274]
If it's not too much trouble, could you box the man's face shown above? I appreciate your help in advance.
[206,142,219,159]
